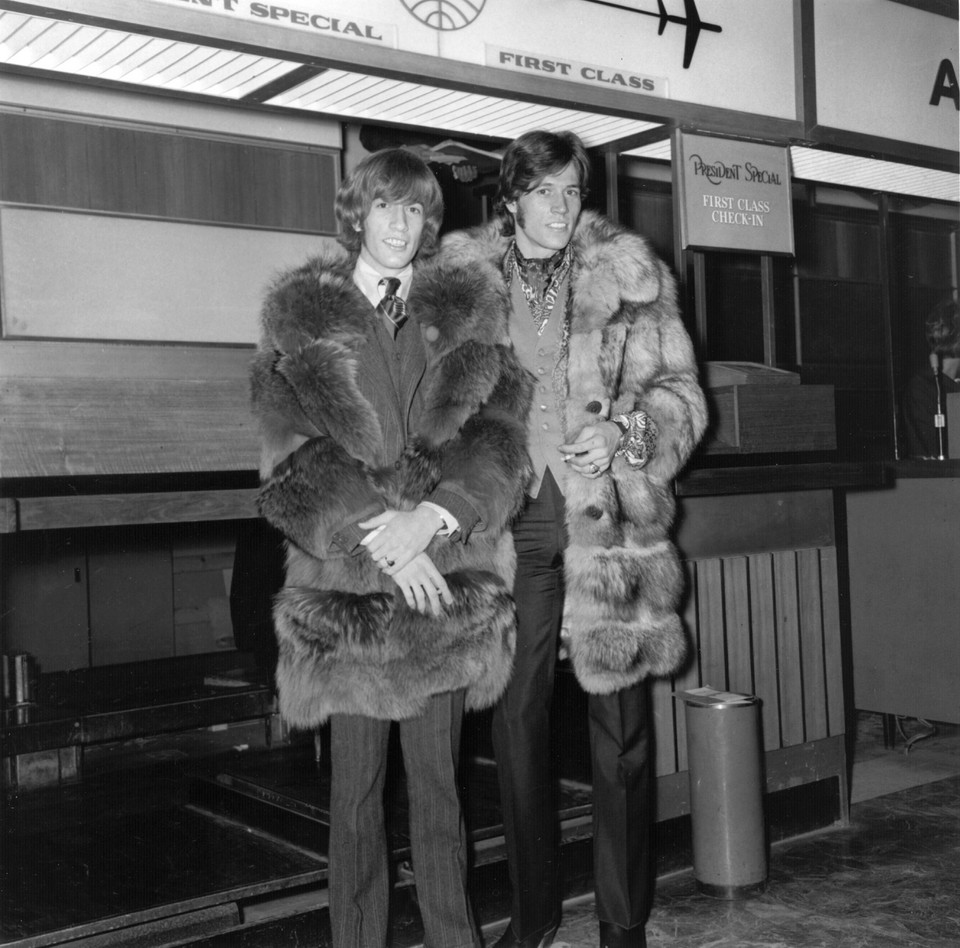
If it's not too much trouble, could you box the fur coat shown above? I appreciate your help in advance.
[440,211,708,694]
[250,244,532,726]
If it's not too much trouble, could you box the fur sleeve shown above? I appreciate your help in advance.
[411,246,533,536]
[618,260,707,482]
[250,258,386,558]
[256,435,384,558]
[252,356,385,556]
[436,347,533,534]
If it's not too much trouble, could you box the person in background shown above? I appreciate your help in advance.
[902,299,960,459]
[249,148,531,948]
[438,130,707,948]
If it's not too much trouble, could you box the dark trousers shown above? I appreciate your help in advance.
[329,691,479,948]
[491,470,653,936]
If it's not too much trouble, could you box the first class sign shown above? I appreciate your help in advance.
[487,46,667,98]
[677,133,793,255]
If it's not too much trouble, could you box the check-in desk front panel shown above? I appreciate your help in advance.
[846,461,960,725]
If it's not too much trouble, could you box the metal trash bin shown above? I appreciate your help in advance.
[675,687,768,899]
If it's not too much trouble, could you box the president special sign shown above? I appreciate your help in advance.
[677,133,793,255]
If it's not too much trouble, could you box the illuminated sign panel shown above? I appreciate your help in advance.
[676,133,794,255]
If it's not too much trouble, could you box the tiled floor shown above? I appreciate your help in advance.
[3,713,957,947]
[513,714,960,948]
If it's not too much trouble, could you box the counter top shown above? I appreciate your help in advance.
[676,461,890,497]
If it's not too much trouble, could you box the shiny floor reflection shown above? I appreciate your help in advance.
[541,716,960,948]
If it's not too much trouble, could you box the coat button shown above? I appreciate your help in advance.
[585,505,603,520]
[395,460,402,470]
[586,400,602,413]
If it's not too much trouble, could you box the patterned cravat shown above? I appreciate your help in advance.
[377,276,407,334]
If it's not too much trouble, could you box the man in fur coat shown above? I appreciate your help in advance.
[439,131,707,948]
[250,148,531,948]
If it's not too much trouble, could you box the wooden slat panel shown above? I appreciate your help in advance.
[679,548,844,763]
[673,561,701,772]
[798,548,829,741]
[819,546,846,736]
[723,556,754,696]
[749,553,781,751]
[774,551,806,746]
[696,557,727,689]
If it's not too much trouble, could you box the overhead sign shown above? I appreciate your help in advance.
[676,133,794,255]
[814,0,958,154]
[487,46,667,98]
[145,0,397,46]
[133,0,796,121]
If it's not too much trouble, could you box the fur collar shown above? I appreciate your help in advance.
[439,210,665,317]
[257,241,519,461]
[260,241,515,357]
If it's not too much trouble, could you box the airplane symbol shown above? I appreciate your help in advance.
[582,0,722,69]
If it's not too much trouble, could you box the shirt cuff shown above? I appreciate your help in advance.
[417,501,459,537]
[426,486,481,541]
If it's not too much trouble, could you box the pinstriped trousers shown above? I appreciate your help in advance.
[329,690,479,948]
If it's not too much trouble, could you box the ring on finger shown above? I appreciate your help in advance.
[589,462,599,474]
[386,558,395,567]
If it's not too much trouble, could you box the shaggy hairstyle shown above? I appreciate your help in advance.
[494,129,591,236]
[336,148,445,257]
[925,299,960,357]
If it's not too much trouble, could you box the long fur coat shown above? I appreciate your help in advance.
[250,244,532,726]
[441,211,708,694]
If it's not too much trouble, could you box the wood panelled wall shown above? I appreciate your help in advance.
[0,111,338,478]
[0,112,337,232]
[651,547,844,779]
[0,342,258,479]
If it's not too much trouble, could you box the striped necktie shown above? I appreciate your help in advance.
[377,277,407,334]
